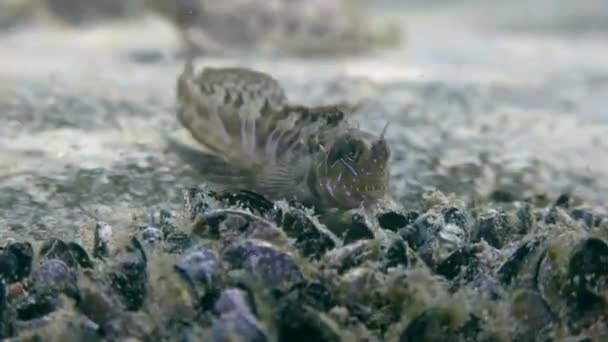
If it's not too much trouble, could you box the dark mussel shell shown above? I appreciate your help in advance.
[566,237,608,324]
[278,208,339,259]
[5,242,34,281]
[376,210,418,232]
[39,238,78,269]
[216,190,275,216]
[109,237,148,311]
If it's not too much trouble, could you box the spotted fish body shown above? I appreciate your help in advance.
[176,62,390,210]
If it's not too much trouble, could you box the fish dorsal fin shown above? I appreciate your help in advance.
[177,64,288,168]
[175,63,359,204]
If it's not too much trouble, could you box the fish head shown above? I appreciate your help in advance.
[317,127,390,209]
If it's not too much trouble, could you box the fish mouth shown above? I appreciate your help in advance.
[322,174,389,209]
[317,155,390,208]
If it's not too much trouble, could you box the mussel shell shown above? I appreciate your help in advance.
[139,226,163,246]
[0,252,19,283]
[67,242,94,269]
[109,237,148,311]
[31,259,79,300]
[442,206,468,229]
[384,237,410,270]
[343,213,375,245]
[376,210,417,232]
[566,237,608,314]
[216,190,275,216]
[277,208,339,259]
[93,221,114,260]
[510,289,557,339]
[473,210,511,249]
[210,288,269,342]
[39,238,78,269]
[174,246,219,291]
[6,242,34,281]
[497,238,545,287]
[222,239,304,289]
[0,278,11,338]
[192,209,282,242]
[436,246,476,281]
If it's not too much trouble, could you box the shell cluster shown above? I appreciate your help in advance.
[0,189,606,341]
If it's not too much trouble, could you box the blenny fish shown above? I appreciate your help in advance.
[174,61,391,210]
[144,0,400,56]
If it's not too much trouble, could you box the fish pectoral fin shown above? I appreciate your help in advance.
[167,137,256,188]
[252,158,309,202]
[177,63,289,168]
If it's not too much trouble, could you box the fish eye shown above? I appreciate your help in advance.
[327,138,361,165]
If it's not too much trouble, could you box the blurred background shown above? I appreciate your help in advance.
[0,0,607,241]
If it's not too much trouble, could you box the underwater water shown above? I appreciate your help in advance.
[0,0,607,340]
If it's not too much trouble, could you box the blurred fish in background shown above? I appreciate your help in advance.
[143,0,402,56]
[0,0,402,57]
